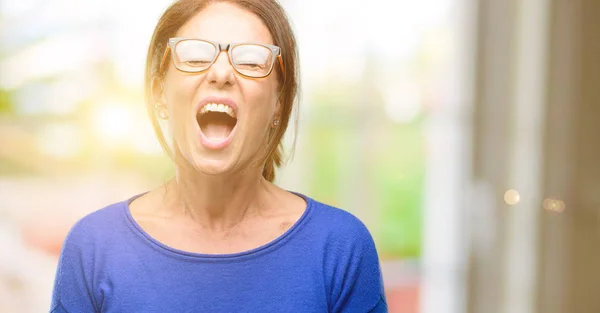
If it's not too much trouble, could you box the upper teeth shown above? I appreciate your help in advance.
[199,103,236,118]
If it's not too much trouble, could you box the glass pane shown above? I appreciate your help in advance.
[231,44,273,76]
[174,40,216,70]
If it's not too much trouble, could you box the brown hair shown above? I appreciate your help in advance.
[144,0,299,182]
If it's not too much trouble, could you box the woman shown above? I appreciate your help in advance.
[50,0,387,312]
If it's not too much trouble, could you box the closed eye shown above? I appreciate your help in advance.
[184,60,212,67]
[236,63,266,70]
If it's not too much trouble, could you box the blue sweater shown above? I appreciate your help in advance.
[50,192,387,312]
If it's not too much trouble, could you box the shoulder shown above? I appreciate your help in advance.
[61,197,132,251]
[301,196,378,261]
[52,198,136,313]
[307,197,375,244]
[304,197,387,311]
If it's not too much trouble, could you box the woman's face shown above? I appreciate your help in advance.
[158,2,280,176]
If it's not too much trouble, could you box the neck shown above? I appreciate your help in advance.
[164,162,273,232]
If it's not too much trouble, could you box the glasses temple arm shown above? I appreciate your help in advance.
[158,46,171,75]
[277,54,285,76]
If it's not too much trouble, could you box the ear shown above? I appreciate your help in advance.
[151,75,166,106]
[271,111,281,127]
[274,98,283,118]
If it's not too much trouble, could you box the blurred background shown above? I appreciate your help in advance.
[0,0,599,312]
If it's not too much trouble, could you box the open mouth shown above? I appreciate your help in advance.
[196,103,238,142]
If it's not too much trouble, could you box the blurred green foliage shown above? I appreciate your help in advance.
[308,83,424,259]
[0,89,14,114]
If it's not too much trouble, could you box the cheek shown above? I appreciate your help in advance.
[250,95,277,133]
[163,75,200,114]
[246,79,279,115]
[161,76,202,143]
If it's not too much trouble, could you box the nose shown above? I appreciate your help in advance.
[206,51,235,87]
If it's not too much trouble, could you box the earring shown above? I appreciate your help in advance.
[272,119,280,127]
[155,103,169,120]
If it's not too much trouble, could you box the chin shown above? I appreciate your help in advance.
[189,155,237,176]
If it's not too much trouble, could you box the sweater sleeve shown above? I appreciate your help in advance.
[329,217,388,313]
[50,222,99,313]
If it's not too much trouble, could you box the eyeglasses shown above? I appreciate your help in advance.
[158,37,285,78]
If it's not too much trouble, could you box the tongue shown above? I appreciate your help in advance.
[199,113,234,142]
[202,123,230,141]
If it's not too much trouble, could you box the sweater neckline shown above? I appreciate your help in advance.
[122,191,313,261]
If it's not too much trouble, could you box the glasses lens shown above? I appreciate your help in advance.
[174,40,216,72]
[231,44,274,77]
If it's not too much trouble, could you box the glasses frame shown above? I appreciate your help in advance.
[158,37,285,79]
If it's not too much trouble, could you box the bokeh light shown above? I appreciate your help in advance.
[543,198,565,213]
[504,189,521,205]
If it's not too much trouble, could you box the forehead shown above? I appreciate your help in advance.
[176,2,274,45]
